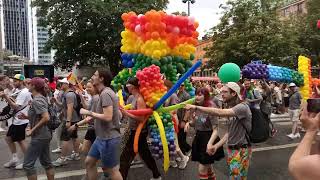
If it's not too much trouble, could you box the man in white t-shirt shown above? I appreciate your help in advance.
[0,74,32,170]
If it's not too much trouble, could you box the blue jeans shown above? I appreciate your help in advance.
[23,138,53,176]
[88,137,121,168]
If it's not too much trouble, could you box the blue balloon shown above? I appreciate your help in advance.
[153,60,202,110]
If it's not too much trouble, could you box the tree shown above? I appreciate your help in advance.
[294,0,320,67]
[206,0,302,69]
[32,0,169,73]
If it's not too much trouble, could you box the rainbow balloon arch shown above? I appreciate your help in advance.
[112,10,201,172]
[242,55,319,100]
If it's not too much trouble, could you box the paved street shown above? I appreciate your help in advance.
[0,116,309,180]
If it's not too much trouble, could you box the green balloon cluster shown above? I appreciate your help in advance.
[292,71,304,86]
[113,53,195,94]
[112,69,132,91]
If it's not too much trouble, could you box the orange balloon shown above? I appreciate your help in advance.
[194,21,199,28]
[151,32,160,39]
[121,13,129,21]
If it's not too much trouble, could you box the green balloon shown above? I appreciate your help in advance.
[190,54,195,60]
[218,63,241,83]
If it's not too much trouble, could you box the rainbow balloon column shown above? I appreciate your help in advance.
[112,10,199,95]
[148,113,176,159]
[112,10,201,172]
[298,56,312,100]
[242,62,304,86]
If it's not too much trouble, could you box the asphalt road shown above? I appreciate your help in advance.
[0,120,303,180]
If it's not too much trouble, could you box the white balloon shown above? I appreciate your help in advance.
[138,14,143,19]
[188,17,195,25]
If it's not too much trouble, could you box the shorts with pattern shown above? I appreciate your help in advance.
[227,147,252,180]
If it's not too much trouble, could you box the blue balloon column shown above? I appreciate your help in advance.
[148,113,176,159]
[242,62,304,86]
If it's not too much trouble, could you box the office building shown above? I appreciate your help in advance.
[279,0,307,18]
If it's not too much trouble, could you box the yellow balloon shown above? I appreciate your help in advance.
[118,90,125,107]
[153,111,170,172]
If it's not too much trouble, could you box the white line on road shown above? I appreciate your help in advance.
[253,143,299,152]
[5,143,300,180]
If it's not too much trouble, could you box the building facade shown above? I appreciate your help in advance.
[279,0,307,18]
[37,26,52,65]
[0,0,53,65]
[193,39,215,77]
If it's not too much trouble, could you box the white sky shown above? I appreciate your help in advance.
[166,0,227,38]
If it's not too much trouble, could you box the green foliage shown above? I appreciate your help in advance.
[294,0,320,66]
[32,0,169,72]
[206,0,302,69]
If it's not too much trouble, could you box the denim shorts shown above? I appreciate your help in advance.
[88,137,121,168]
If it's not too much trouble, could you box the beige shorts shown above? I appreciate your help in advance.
[288,109,300,122]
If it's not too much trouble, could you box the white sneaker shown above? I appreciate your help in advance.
[0,127,6,132]
[150,177,161,180]
[287,133,295,139]
[4,158,18,168]
[52,157,68,167]
[178,156,189,169]
[66,153,80,161]
[294,133,301,138]
[51,147,62,153]
[15,163,23,170]
[170,160,178,168]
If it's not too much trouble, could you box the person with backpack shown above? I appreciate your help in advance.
[185,82,252,180]
[52,78,81,167]
[17,78,54,180]
[243,79,263,110]
[287,83,302,139]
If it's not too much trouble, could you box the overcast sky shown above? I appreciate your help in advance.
[166,0,227,38]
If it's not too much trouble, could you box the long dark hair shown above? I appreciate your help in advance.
[195,87,214,107]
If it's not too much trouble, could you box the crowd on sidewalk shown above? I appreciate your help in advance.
[0,72,319,180]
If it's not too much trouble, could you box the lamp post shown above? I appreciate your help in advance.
[182,0,195,16]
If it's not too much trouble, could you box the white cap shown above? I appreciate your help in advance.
[289,83,296,87]
[225,82,242,100]
[58,78,70,84]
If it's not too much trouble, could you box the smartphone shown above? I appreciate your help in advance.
[307,98,320,113]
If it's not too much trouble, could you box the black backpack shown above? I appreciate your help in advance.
[47,104,61,130]
[65,91,83,117]
[241,107,270,143]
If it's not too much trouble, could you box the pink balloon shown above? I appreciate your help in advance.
[172,26,180,34]
[135,25,142,34]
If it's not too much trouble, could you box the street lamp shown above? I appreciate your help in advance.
[182,0,195,16]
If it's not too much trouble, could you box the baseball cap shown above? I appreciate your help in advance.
[225,82,242,100]
[58,78,70,84]
[13,74,25,81]
[289,83,296,87]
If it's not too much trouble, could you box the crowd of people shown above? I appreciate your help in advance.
[0,72,319,180]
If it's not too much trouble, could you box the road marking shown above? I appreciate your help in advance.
[253,143,299,152]
[4,143,299,180]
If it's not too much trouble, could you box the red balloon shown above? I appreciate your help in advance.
[126,109,153,116]
[317,20,320,29]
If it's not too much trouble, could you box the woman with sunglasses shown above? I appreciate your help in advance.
[119,77,161,180]
[184,87,225,180]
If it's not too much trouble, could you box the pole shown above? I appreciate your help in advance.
[188,0,190,16]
